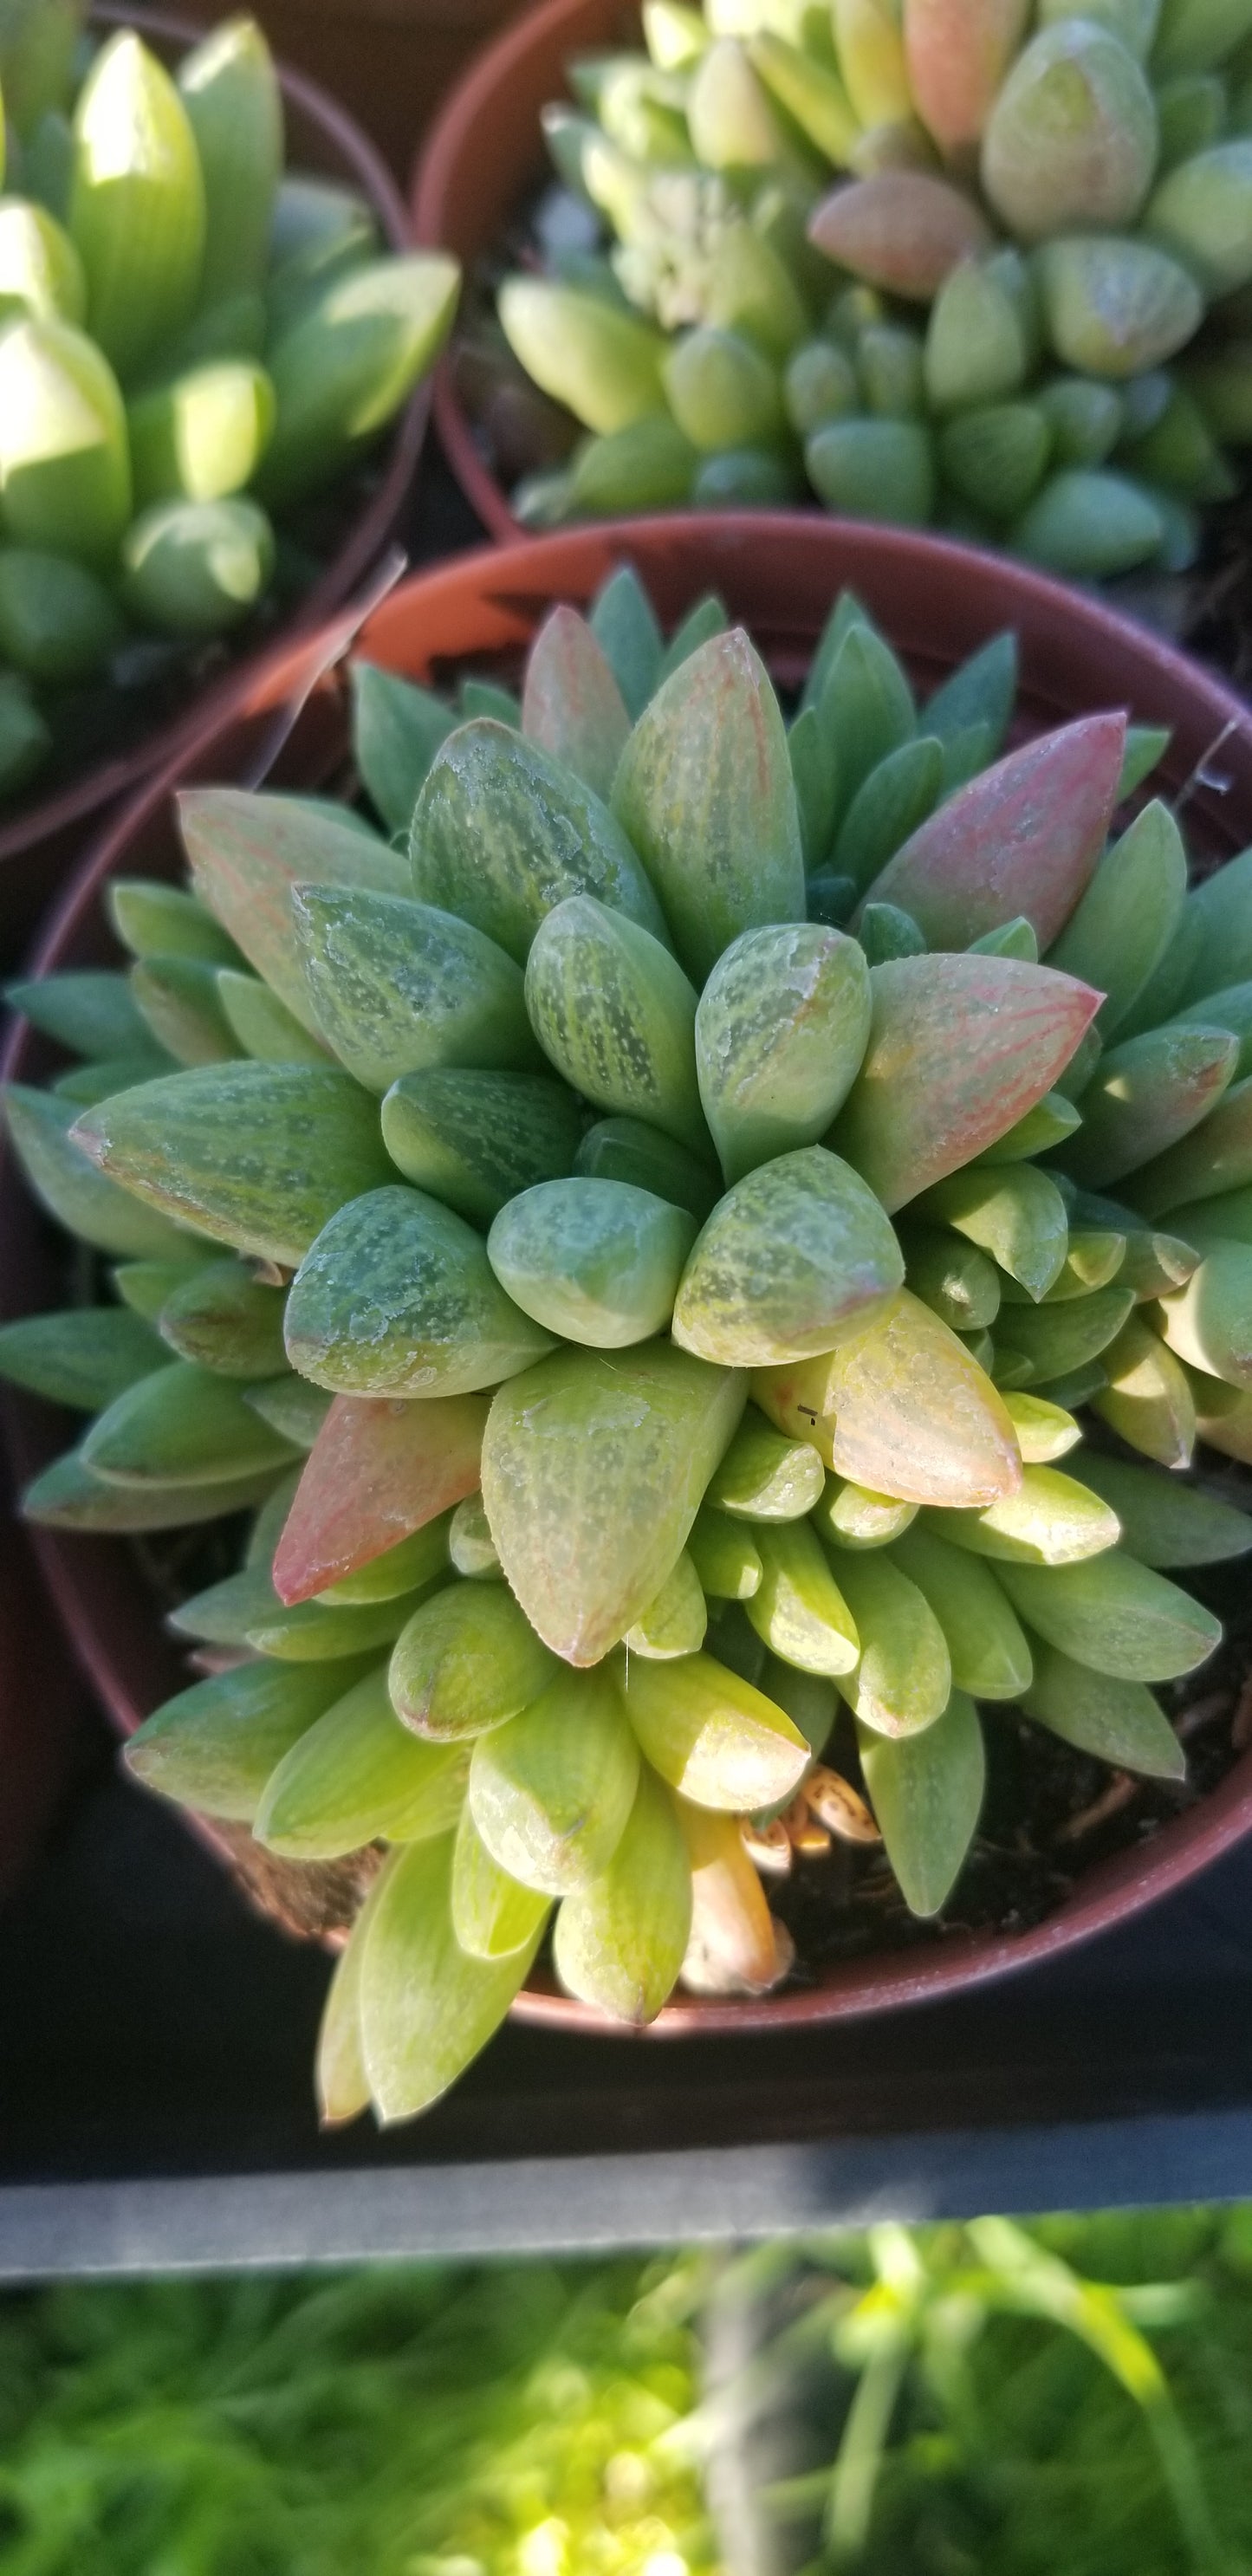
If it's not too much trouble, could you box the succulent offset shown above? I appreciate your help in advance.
[475,0,1252,574]
[0,8,457,803]
[4,565,1251,2128]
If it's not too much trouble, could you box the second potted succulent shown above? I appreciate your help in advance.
[3,516,1252,2132]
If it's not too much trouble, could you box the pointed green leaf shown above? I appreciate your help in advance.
[858,1690,984,1917]
[996,1549,1221,1679]
[72,1062,393,1267]
[1022,1643,1185,1778]
[179,787,405,1032]
[130,953,238,1066]
[834,736,944,897]
[156,1256,287,1378]
[254,1668,469,1859]
[992,1281,1135,1386]
[673,1145,904,1366]
[1068,1448,1252,1567]
[412,719,668,968]
[1092,1308,1197,1465]
[1157,1236,1252,1390]
[612,629,805,983]
[23,1445,279,1531]
[6,1082,198,1258]
[929,1464,1120,1565]
[553,1763,691,2023]
[451,1804,552,1960]
[745,1515,861,1676]
[1061,1022,1238,1188]
[695,924,872,1183]
[827,1548,951,1736]
[82,1359,300,1488]
[521,603,631,802]
[588,563,663,719]
[918,1165,1070,1301]
[126,1656,373,1821]
[469,1664,639,1895]
[349,660,453,836]
[1126,1077,1252,1217]
[0,1304,162,1409]
[482,1340,745,1665]
[294,884,538,1095]
[814,1476,918,1550]
[6,968,155,1059]
[216,969,328,1065]
[705,1405,826,1522]
[390,1580,557,1742]
[488,1177,695,1349]
[285,1184,554,1398]
[618,1649,809,1812]
[524,892,705,1154]
[892,1523,1034,1698]
[358,1834,542,2122]
[380,1068,583,1228]
[1046,800,1188,1039]
[685,1509,760,1605]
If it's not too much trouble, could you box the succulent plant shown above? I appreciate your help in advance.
[477,0,1252,574]
[0,13,458,803]
[3,568,1249,2125]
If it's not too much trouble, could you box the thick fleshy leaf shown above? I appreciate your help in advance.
[862,715,1126,951]
[22,1448,279,1532]
[857,1690,984,1917]
[678,1801,777,1989]
[0,1305,163,1411]
[82,1360,301,1489]
[625,1547,710,1654]
[686,1510,760,1604]
[71,1063,392,1267]
[1168,847,1252,1015]
[168,1561,421,1661]
[488,1178,696,1348]
[552,1763,691,2024]
[1068,1449,1252,1567]
[6,968,158,1061]
[930,1466,1120,1566]
[411,719,667,967]
[524,894,705,1154]
[808,172,993,301]
[1061,1023,1238,1187]
[753,1288,1022,1507]
[1092,1310,1196,1464]
[1021,1643,1184,1779]
[469,1665,639,1894]
[672,1146,904,1366]
[611,629,805,983]
[892,1524,1033,1698]
[694,925,872,1182]
[284,1186,554,1398]
[1158,1237,1252,1389]
[588,564,662,719]
[815,1476,918,1549]
[828,955,1100,1211]
[245,1375,330,1452]
[918,1165,1071,1301]
[521,604,632,801]
[358,1835,542,2123]
[255,1668,470,1858]
[389,1581,557,1742]
[482,1341,746,1665]
[574,1115,720,1222]
[827,1549,951,1736]
[381,1068,584,1229]
[6,1083,198,1260]
[905,0,1031,156]
[349,662,453,837]
[272,1392,489,1606]
[156,1256,287,1378]
[125,1657,374,1821]
[992,1280,1135,1386]
[705,1406,826,1521]
[451,1806,551,1961]
[1126,1077,1252,1217]
[619,1651,809,1812]
[293,886,538,1095]
[744,1517,860,1675]
[179,788,405,1033]
[996,1550,1221,1679]
[904,1225,1001,1331]
[1188,1364,1252,1463]
[1045,800,1188,1039]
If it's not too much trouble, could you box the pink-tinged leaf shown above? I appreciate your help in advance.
[521,605,632,805]
[904,0,1030,155]
[753,1288,1022,1508]
[273,1392,489,1605]
[178,790,407,1034]
[861,713,1126,951]
[807,172,992,300]
[828,954,1100,1211]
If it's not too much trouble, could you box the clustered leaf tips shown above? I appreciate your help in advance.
[3,561,1250,2129]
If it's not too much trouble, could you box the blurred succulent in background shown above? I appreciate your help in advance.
[3,567,1249,2126]
[0,10,458,807]
[474,0,1252,575]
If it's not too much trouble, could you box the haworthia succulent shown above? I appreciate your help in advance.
[293,885,540,1094]
[524,893,706,1153]
[284,1185,554,1398]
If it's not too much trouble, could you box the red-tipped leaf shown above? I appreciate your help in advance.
[860,713,1126,951]
[828,953,1100,1210]
[521,605,632,804]
[273,1392,489,1605]
[807,172,992,301]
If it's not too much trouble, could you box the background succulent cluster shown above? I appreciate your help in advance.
[0,3,457,804]
[3,564,1251,2127]
[475,0,1252,576]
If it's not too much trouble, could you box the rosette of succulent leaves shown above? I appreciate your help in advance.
[4,568,1251,2126]
[486,0,1252,578]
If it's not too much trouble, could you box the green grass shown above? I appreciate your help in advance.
[0,2255,716,2576]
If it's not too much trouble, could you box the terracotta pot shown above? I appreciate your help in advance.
[412,0,640,540]
[174,0,530,185]
[0,3,428,965]
[5,515,1252,2044]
